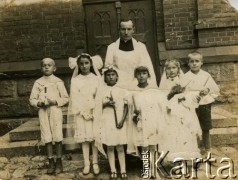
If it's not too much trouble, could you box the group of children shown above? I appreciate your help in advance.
[29,51,220,179]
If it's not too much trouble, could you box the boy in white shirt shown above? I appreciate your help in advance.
[29,58,69,174]
[181,51,220,154]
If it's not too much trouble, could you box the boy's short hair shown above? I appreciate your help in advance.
[134,66,151,78]
[41,58,55,67]
[188,51,203,62]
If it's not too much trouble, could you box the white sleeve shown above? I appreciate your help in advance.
[56,81,69,107]
[29,82,40,108]
[105,43,114,67]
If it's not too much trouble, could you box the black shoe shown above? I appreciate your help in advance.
[55,158,63,174]
[47,158,55,174]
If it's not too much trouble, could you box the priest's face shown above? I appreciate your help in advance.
[120,20,135,41]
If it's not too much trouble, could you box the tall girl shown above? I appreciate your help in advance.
[69,53,100,175]
[132,66,163,179]
[95,66,129,179]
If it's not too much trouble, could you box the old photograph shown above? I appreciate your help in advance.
[0,0,238,179]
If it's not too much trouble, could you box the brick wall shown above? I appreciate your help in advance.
[0,0,85,63]
[162,0,198,49]
[198,27,238,47]
[0,0,83,118]
[196,0,238,47]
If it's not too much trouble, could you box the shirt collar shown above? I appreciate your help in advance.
[119,38,134,51]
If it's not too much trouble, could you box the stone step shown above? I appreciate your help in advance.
[0,132,80,158]
[210,107,238,146]
[211,105,238,127]
[8,112,68,142]
[9,119,68,142]
[211,127,238,146]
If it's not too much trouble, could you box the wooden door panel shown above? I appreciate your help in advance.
[85,3,118,59]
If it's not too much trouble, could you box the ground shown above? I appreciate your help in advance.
[0,146,237,180]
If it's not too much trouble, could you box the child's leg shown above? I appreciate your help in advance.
[203,130,211,151]
[107,146,116,173]
[196,104,212,152]
[116,145,126,174]
[46,142,53,158]
[82,141,91,175]
[55,141,63,174]
[55,141,63,158]
[92,142,100,175]
[46,142,55,174]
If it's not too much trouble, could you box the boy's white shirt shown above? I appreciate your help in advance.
[180,69,220,105]
[29,74,69,108]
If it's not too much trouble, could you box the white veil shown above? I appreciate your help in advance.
[159,59,184,90]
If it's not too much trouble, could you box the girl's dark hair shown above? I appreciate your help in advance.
[134,66,151,78]
[77,54,96,75]
[167,84,185,100]
[104,69,118,84]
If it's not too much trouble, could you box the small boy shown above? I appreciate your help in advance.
[181,51,220,154]
[29,58,69,174]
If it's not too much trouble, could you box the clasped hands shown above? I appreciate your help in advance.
[37,98,57,108]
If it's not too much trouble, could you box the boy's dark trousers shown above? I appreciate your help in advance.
[196,104,212,151]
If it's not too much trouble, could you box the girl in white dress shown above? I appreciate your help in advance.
[158,59,202,176]
[69,54,100,175]
[164,85,202,161]
[95,66,129,179]
[132,66,163,179]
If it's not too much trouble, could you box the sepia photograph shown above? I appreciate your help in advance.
[0,0,238,179]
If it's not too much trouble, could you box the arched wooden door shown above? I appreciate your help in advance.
[83,0,159,82]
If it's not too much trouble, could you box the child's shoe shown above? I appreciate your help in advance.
[92,163,100,175]
[55,158,63,174]
[83,165,90,175]
[121,172,128,179]
[110,172,117,179]
[47,158,55,174]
